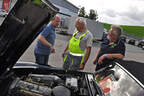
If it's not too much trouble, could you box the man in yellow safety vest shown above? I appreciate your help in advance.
[62,17,93,70]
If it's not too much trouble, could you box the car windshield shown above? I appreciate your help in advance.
[141,39,144,42]
[0,9,5,12]
[131,40,135,41]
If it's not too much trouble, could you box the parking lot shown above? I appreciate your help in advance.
[0,16,143,72]
[19,34,144,72]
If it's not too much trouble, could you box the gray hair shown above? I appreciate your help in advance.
[111,24,123,37]
[76,17,87,26]
[51,15,60,21]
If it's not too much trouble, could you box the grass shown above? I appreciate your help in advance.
[104,23,144,38]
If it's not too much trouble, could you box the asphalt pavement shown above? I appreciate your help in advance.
[19,34,144,72]
[0,16,143,73]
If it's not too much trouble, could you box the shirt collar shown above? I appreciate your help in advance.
[49,23,55,31]
[106,36,120,44]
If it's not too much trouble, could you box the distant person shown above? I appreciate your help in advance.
[62,17,93,70]
[34,15,61,66]
[93,25,126,71]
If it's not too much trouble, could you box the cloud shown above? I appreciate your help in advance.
[68,0,144,26]
[100,5,144,25]
[123,6,144,25]
[102,9,117,18]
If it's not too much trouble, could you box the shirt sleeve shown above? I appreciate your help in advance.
[118,42,126,56]
[86,32,93,47]
[40,26,51,38]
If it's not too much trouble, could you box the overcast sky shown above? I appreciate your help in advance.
[67,0,144,26]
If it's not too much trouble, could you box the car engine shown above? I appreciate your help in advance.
[7,73,92,96]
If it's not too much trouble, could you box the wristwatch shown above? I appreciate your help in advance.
[103,54,107,58]
[49,44,52,48]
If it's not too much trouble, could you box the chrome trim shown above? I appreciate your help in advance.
[13,62,38,69]
[13,66,37,69]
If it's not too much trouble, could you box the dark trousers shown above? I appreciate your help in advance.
[63,53,84,70]
[34,53,49,66]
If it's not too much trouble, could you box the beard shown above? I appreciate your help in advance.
[107,35,113,41]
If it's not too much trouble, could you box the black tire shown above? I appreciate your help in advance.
[137,44,141,48]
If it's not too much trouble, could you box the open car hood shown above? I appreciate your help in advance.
[0,0,59,75]
[0,60,141,96]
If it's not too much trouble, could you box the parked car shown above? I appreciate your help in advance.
[142,45,144,50]
[128,39,136,45]
[0,0,144,96]
[120,35,127,43]
[137,39,144,48]
[0,8,8,17]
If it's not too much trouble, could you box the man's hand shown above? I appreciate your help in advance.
[62,44,69,58]
[50,46,55,53]
[93,48,101,65]
[62,52,65,58]
[98,55,106,64]
[80,63,85,70]
[93,59,97,65]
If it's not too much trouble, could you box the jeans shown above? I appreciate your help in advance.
[34,53,49,66]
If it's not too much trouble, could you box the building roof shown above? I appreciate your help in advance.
[48,0,79,14]
[64,0,79,10]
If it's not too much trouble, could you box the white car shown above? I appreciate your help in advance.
[142,45,144,50]
[0,9,8,17]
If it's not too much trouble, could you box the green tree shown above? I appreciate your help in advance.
[85,14,89,18]
[88,9,98,20]
[78,7,86,17]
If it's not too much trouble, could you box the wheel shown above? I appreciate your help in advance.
[142,46,144,50]
[137,44,141,47]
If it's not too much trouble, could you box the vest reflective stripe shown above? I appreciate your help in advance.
[64,54,68,62]
[69,30,89,54]
[69,52,84,56]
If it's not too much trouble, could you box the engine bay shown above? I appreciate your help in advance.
[7,72,96,96]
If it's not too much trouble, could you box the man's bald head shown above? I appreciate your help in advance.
[51,15,61,28]
[75,17,86,32]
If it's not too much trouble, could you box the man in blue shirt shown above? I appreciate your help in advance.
[93,25,126,71]
[34,15,61,66]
